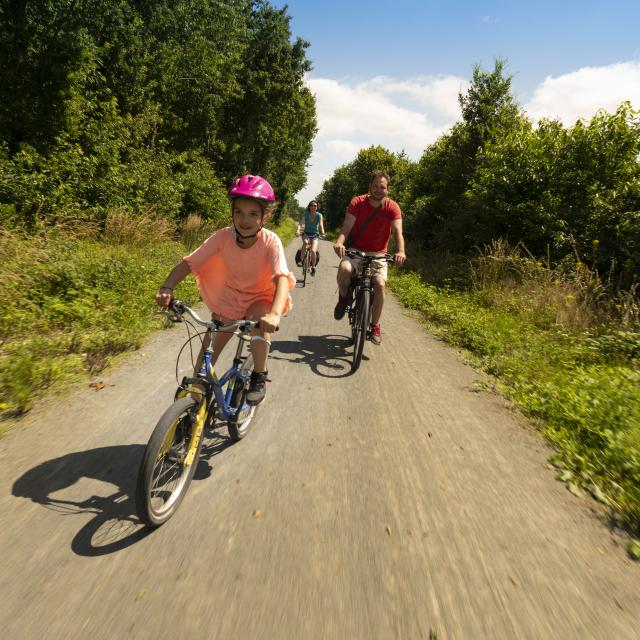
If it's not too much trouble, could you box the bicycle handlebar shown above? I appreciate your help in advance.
[163,300,259,332]
[345,249,396,263]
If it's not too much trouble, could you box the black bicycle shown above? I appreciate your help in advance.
[345,250,395,372]
[296,233,324,287]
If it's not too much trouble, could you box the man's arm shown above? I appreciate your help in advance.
[333,212,356,258]
[390,218,406,266]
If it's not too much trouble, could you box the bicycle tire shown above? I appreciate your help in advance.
[227,354,258,441]
[301,248,308,287]
[352,288,370,371]
[136,396,205,527]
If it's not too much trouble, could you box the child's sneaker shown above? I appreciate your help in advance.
[370,323,382,345]
[246,371,269,405]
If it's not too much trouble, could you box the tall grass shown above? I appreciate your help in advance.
[389,240,640,533]
[0,211,297,421]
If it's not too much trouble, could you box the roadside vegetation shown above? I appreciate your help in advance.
[388,245,640,535]
[0,1,308,422]
[0,214,296,420]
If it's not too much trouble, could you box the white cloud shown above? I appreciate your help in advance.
[525,61,640,125]
[296,75,464,204]
[361,75,468,120]
[307,77,453,153]
[325,139,362,159]
[294,61,640,205]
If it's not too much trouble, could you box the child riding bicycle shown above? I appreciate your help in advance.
[156,174,295,405]
[295,200,325,276]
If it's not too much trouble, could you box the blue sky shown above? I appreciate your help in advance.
[273,1,640,205]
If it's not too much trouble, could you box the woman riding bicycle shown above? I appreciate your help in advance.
[295,200,325,276]
[156,174,295,405]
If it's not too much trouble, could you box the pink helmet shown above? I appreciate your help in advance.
[228,174,275,202]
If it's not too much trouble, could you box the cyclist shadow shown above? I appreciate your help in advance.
[12,444,150,557]
[269,333,364,378]
[193,425,237,480]
[11,436,234,557]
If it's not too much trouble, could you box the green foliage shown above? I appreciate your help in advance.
[467,104,640,284]
[318,145,411,229]
[218,2,317,202]
[0,0,316,222]
[0,216,296,418]
[0,227,198,415]
[403,60,528,251]
[392,59,640,285]
[388,265,640,531]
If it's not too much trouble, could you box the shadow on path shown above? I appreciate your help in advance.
[270,333,365,378]
[12,428,236,556]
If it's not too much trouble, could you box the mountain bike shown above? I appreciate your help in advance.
[345,250,395,372]
[136,300,260,527]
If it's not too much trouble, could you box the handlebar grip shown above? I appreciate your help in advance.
[170,299,186,314]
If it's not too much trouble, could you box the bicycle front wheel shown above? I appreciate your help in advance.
[352,288,370,372]
[301,249,308,287]
[227,354,258,441]
[136,397,205,527]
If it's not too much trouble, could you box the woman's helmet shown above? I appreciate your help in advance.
[228,174,275,202]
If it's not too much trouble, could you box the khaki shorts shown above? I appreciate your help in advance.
[340,253,388,282]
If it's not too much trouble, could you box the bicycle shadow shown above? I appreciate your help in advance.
[11,433,235,556]
[270,333,365,378]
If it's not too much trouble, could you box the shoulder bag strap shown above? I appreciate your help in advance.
[348,203,383,246]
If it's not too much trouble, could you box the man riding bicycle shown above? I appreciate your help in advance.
[332,172,406,345]
[296,200,325,276]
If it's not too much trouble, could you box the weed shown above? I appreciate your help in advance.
[389,242,640,532]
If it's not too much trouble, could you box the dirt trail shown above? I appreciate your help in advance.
[0,239,638,639]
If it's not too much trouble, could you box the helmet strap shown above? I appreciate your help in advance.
[233,223,263,245]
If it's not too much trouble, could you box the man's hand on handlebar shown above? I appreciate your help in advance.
[393,251,406,267]
[333,242,346,258]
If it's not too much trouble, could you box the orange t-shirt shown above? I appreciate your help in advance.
[184,227,295,319]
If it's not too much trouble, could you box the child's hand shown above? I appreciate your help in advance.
[156,286,173,308]
[259,312,281,334]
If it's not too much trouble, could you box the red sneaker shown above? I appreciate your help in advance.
[370,323,381,345]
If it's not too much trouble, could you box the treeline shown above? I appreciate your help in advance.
[0,0,316,225]
[319,61,640,286]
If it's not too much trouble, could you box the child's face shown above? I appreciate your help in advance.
[232,198,264,234]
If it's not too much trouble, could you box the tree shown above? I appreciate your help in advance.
[318,146,409,229]
[403,59,525,251]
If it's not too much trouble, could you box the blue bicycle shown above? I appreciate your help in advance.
[136,300,260,527]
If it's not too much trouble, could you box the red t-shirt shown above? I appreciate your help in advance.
[347,195,402,252]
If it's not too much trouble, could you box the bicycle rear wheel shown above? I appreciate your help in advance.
[136,396,205,527]
[227,354,258,441]
[351,288,370,372]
